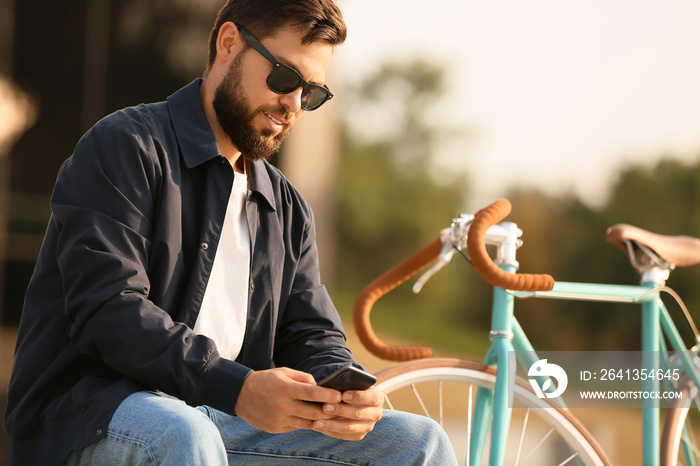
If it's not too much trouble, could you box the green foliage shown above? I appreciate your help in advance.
[505,158,700,351]
[335,59,700,356]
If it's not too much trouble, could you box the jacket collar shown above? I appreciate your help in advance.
[167,78,276,211]
[167,78,219,169]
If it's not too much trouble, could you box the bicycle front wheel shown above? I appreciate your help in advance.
[376,358,610,465]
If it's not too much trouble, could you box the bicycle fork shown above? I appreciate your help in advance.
[470,270,519,466]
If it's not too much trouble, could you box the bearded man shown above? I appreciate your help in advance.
[4,1,457,464]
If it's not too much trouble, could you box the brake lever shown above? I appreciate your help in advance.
[412,231,455,294]
[412,214,474,294]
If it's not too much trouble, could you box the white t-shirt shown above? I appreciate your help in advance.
[194,172,250,360]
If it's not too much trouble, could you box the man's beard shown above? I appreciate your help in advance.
[212,52,294,162]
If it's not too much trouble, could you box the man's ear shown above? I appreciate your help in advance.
[215,22,243,63]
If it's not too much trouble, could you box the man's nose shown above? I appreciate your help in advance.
[279,88,304,114]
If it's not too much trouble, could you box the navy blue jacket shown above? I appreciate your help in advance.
[4,79,358,465]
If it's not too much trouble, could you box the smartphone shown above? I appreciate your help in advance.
[317,365,377,392]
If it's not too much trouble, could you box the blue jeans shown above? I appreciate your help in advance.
[65,391,458,465]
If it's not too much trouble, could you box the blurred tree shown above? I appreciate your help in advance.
[333,59,485,353]
[504,157,700,351]
[603,159,700,348]
[335,147,700,354]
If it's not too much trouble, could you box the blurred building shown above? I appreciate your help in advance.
[279,94,341,287]
[0,0,341,324]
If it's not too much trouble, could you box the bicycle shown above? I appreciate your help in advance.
[352,198,700,465]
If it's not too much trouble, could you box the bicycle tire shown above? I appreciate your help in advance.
[661,376,700,466]
[375,358,610,465]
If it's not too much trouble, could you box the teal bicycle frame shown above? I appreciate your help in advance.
[466,232,700,465]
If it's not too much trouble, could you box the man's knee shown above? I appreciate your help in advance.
[137,399,226,463]
[159,407,223,449]
[375,410,457,464]
[378,410,446,438]
[98,392,227,465]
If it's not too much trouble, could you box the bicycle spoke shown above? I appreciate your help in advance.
[519,426,556,464]
[410,384,432,419]
[384,395,395,411]
[556,452,580,466]
[514,408,531,465]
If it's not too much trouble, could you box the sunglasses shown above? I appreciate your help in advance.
[237,27,334,111]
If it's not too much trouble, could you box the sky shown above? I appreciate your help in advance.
[334,0,700,209]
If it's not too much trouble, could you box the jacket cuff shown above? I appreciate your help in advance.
[198,356,252,415]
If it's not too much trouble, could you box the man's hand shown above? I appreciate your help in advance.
[312,386,384,441]
[234,367,384,441]
[235,367,341,434]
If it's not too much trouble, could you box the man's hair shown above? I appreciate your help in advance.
[207,0,347,69]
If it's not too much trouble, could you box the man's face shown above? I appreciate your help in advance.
[212,51,290,161]
[212,27,334,162]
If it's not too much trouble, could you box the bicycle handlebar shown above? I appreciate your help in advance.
[353,199,553,361]
[353,238,441,361]
[466,199,555,292]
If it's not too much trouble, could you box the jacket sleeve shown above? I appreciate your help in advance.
[273,202,364,382]
[51,112,249,415]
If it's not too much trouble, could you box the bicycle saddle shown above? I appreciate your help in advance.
[606,224,700,269]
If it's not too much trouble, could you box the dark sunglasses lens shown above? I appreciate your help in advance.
[267,65,302,93]
[302,86,331,110]
[267,63,332,110]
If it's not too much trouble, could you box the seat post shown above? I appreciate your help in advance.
[640,266,670,286]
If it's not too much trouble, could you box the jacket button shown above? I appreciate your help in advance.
[202,243,209,250]
[96,429,103,436]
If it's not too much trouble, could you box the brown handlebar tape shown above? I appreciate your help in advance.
[354,199,553,361]
[353,238,441,361]
[466,199,554,292]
